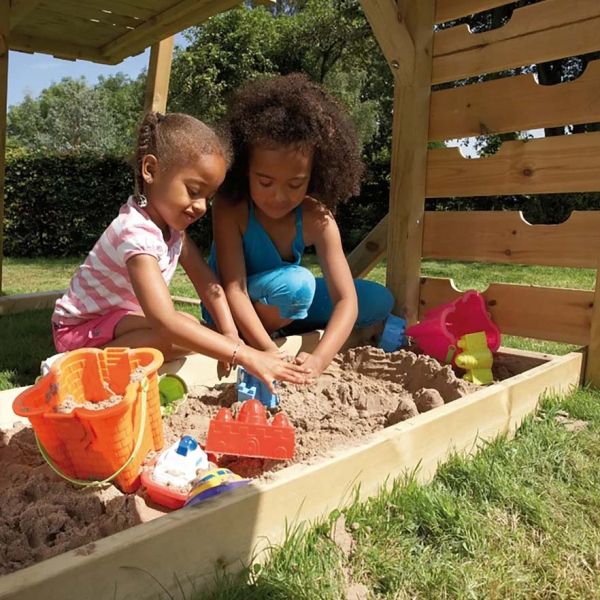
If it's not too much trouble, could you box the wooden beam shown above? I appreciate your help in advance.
[0,1,8,294]
[347,215,388,278]
[585,269,600,387]
[8,0,41,29]
[426,131,600,198]
[144,36,174,114]
[385,1,434,323]
[423,211,600,269]
[359,0,415,83]
[429,59,600,141]
[433,0,600,84]
[101,0,239,64]
[419,277,593,345]
[435,0,512,24]
[8,32,108,63]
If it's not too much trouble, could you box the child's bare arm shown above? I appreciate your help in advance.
[300,203,358,376]
[212,197,279,351]
[126,254,308,389]
[178,233,237,338]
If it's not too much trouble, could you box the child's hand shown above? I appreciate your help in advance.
[237,346,310,392]
[294,352,325,380]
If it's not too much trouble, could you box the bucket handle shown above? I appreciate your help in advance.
[35,377,149,489]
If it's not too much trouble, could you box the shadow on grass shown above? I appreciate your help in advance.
[0,308,54,390]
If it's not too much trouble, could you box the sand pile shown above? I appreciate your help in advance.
[0,346,476,575]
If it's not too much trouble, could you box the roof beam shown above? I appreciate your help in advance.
[360,0,415,84]
[101,0,239,63]
[144,36,175,114]
[8,32,108,63]
[9,0,42,30]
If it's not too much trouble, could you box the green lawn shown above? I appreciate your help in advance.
[1,257,599,598]
[0,256,584,390]
[201,390,600,599]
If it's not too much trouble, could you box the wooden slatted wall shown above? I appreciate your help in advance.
[351,0,600,368]
[425,0,600,352]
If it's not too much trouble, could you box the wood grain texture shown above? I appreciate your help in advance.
[385,0,435,322]
[426,131,600,198]
[435,0,511,24]
[433,0,600,83]
[418,276,593,345]
[422,211,600,268]
[429,59,600,141]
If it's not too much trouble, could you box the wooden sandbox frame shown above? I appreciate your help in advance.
[0,327,583,600]
[1,0,600,597]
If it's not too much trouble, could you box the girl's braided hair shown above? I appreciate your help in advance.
[133,112,232,199]
[220,73,364,210]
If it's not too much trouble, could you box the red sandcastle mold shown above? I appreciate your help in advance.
[204,400,295,460]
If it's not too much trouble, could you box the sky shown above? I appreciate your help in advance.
[7,33,187,108]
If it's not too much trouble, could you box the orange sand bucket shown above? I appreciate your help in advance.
[12,347,164,493]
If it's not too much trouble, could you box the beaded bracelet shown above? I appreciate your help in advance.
[230,340,242,367]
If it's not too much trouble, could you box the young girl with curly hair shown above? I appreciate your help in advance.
[52,111,309,390]
[207,74,393,378]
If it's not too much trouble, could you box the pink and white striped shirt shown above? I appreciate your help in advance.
[53,197,183,325]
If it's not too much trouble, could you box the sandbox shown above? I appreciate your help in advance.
[0,329,583,600]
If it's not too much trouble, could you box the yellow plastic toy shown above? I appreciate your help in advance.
[455,331,494,385]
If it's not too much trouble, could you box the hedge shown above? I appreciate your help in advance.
[3,153,212,257]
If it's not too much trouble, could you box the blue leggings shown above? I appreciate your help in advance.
[243,264,394,331]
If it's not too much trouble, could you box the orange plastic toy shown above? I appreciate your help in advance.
[12,347,164,493]
[205,400,295,460]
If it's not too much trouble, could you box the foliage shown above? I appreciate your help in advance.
[4,154,132,257]
[7,74,145,156]
[3,153,213,258]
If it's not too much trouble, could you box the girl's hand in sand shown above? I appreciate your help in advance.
[265,343,293,363]
[236,346,310,392]
[294,352,325,380]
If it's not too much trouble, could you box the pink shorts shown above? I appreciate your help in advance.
[52,309,132,353]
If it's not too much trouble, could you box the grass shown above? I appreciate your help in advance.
[200,390,600,599]
[1,256,584,390]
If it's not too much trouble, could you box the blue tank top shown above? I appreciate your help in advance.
[209,200,305,276]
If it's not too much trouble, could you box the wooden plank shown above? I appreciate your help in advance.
[0,3,7,294]
[0,290,63,315]
[8,0,41,28]
[433,0,600,84]
[347,215,388,278]
[426,131,600,198]
[8,32,108,62]
[359,0,415,83]
[386,1,434,323]
[435,0,511,24]
[0,348,582,600]
[36,1,140,30]
[144,36,174,114]
[584,269,600,387]
[422,211,600,268]
[429,59,600,141]
[101,0,239,63]
[418,277,593,345]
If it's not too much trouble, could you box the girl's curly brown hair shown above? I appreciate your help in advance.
[221,73,364,210]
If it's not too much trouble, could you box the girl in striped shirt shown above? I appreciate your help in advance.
[52,112,309,389]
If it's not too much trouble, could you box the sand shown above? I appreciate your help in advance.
[0,346,495,575]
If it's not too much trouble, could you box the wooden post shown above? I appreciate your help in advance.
[385,1,434,323]
[585,268,600,387]
[0,1,9,294]
[144,36,175,114]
